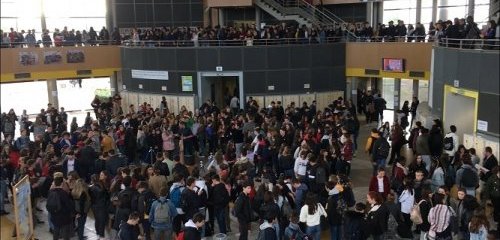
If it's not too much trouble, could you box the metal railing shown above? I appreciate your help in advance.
[438,38,500,49]
[0,39,120,48]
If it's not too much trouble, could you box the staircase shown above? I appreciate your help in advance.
[255,0,356,38]
[254,0,312,27]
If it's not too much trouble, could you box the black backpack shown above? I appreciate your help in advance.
[376,138,390,158]
[443,136,454,151]
[46,190,62,213]
[461,167,479,188]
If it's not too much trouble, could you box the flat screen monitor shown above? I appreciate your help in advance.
[382,58,405,72]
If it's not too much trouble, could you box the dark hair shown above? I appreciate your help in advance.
[367,191,384,205]
[485,146,492,153]
[354,202,366,212]
[450,125,457,133]
[137,181,148,190]
[192,212,205,223]
[432,193,445,205]
[305,193,318,215]
[128,212,140,220]
[122,176,132,188]
[159,186,168,197]
[186,176,196,187]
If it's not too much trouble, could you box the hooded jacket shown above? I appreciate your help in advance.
[258,221,277,240]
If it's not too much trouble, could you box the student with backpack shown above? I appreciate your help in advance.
[149,186,177,240]
[46,175,75,240]
[258,215,278,240]
[325,181,343,240]
[284,212,308,240]
[342,202,366,240]
[371,131,389,176]
[169,174,186,236]
[210,174,230,234]
[456,155,479,196]
[443,125,459,160]
[234,181,253,240]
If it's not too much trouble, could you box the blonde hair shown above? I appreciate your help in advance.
[71,179,89,199]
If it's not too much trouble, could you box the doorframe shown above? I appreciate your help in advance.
[197,71,244,109]
[443,84,479,133]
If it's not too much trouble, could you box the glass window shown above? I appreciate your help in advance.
[382,78,395,109]
[421,7,433,25]
[418,81,429,103]
[400,79,414,108]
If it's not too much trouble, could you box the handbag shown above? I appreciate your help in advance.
[318,204,329,230]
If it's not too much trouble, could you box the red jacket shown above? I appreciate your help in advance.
[368,176,391,198]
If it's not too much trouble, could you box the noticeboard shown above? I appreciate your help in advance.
[13,175,34,240]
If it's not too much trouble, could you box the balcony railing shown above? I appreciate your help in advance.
[2,37,499,49]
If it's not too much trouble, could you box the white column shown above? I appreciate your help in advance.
[219,8,225,27]
[432,0,438,23]
[416,0,422,23]
[47,80,59,109]
[366,2,374,26]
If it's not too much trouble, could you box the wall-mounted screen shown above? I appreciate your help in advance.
[382,58,405,72]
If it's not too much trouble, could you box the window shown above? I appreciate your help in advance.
[383,0,417,26]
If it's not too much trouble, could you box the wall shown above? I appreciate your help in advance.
[120,43,346,96]
[432,47,500,136]
[345,42,433,80]
[114,0,203,28]
[323,3,367,23]
[0,46,121,82]
[120,90,196,114]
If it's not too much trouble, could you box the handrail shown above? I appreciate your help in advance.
[438,37,500,50]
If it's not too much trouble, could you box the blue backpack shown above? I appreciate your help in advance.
[169,186,184,208]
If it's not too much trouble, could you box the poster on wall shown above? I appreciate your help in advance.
[66,50,85,63]
[43,51,63,64]
[182,76,193,91]
[19,52,38,66]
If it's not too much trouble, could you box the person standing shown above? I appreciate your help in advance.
[364,191,389,240]
[428,193,455,239]
[410,97,419,128]
[210,174,230,234]
[46,175,75,240]
[89,174,109,240]
[149,187,177,240]
[234,181,253,240]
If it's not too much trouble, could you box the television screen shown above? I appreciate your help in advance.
[382,58,405,72]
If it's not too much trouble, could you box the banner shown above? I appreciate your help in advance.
[182,76,193,91]
[44,51,63,64]
[131,69,169,80]
[19,52,38,66]
[66,50,85,63]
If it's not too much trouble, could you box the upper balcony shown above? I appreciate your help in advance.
[206,0,253,8]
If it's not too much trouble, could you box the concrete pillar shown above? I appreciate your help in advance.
[416,0,422,23]
[40,0,47,31]
[438,0,448,22]
[256,7,262,30]
[110,72,118,96]
[47,80,59,109]
[106,0,116,29]
[377,1,384,25]
[366,2,374,26]
[218,8,225,27]
[468,0,475,18]
[413,80,419,99]
[432,0,438,23]
[393,78,401,123]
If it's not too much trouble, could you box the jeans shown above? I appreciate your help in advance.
[53,223,72,240]
[373,158,386,175]
[0,179,7,211]
[214,207,227,234]
[306,224,321,240]
[329,224,341,240]
[76,213,87,240]
[235,143,243,157]
[152,228,173,240]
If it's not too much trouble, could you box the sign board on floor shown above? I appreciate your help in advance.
[13,175,34,240]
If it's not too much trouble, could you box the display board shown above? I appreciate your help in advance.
[13,175,34,240]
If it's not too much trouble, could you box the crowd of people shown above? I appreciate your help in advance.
[0,88,499,240]
[1,14,498,48]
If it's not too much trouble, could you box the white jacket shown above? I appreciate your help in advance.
[299,204,327,226]
[399,189,415,214]
[444,132,459,157]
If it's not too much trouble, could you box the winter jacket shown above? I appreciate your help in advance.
[368,176,390,198]
[211,182,230,209]
[118,221,140,240]
[258,221,278,240]
[234,193,252,223]
[343,210,365,240]
[364,204,389,237]
[416,134,431,155]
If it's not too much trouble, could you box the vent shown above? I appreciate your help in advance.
[14,73,31,79]
[76,70,92,75]
[409,71,425,78]
[364,69,380,75]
